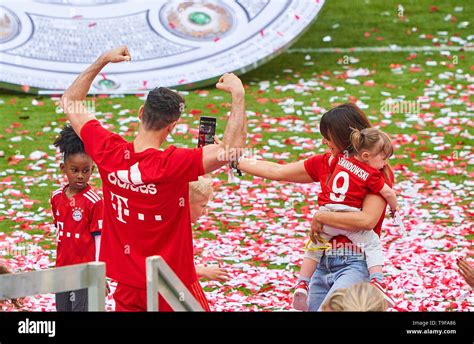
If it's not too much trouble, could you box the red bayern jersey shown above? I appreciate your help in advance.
[324,154,385,209]
[303,153,334,207]
[304,153,394,239]
[50,184,103,267]
[80,120,204,297]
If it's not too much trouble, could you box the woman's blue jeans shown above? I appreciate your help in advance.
[308,251,370,311]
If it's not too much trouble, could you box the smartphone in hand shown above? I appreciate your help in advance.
[198,116,217,148]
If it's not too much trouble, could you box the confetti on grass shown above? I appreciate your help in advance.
[1,33,472,311]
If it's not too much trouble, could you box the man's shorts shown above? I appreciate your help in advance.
[114,281,210,312]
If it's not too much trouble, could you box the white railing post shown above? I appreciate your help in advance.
[146,256,159,312]
[87,262,106,311]
[0,262,106,311]
[146,256,204,312]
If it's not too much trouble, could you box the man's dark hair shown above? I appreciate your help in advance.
[53,124,86,161]
[142,87,185,131]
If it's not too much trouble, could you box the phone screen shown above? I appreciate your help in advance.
[198,116,217,148]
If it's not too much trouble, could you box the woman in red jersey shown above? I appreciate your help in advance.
[237,103,394,311]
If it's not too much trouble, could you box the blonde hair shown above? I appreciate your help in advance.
[321,288,347,312]
[350,127,393,159]
[189,176,213,203]
[322,283,387,312]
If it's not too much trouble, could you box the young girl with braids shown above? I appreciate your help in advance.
[292,127,398,310]
[51,125,103,311]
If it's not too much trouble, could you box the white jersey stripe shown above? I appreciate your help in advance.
[130,162,143,185]
[52,189,62,197]
[83,193,97,204]
[88,190,102,200]
[86,191,101,202]
[118,170,131,184]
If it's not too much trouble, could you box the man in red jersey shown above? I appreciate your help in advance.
[60,46,247,311]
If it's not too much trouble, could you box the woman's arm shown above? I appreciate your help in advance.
[237,158,313,183]
[314,194,386,232]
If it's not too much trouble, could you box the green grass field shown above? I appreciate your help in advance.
[0,1,472,308]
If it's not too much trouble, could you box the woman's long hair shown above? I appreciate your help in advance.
[320,103,394,183]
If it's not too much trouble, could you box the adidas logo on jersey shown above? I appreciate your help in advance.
[108,172,157,195]
[107,162,157,195]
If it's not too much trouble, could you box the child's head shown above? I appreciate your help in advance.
[189,176,213,224]
[350,127,393,170]
[322,283,387,312]
[54,125,93,192]
[341,283,387,311]
[321,288,347,312]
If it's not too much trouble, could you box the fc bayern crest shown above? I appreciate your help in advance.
[72,207,83,222]
[0,0,325,94]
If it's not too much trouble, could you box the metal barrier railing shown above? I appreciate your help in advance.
[146,256,203,312]
[1,258,201,312]
[0,262,106,311]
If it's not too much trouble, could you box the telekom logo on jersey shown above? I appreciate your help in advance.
[110,192,130,223]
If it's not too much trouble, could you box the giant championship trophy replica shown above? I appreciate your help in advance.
[0,0,324,93]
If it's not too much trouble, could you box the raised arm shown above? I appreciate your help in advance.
[313,193,386,232]
[202,73,247,174]
[237,158,313,183]
[60,46,131,136]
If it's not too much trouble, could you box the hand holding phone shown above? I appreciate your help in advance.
[198,116,217,148]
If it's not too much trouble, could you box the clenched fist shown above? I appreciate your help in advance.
[216,73,244,95]
[101,46,131,63]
